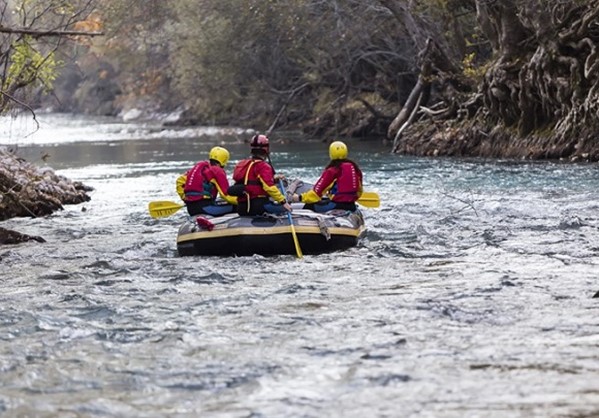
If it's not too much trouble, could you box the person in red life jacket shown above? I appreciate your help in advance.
[231,134,292,216]
[176,146,238,216]
[291,141,363,212]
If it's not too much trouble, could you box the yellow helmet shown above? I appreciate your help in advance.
[209,146,230,167]
[329,141,348,160]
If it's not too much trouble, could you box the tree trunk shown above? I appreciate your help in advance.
[389,39,433,148]
[381,0,464,142]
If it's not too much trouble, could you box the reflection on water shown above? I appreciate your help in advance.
[1,114,599,417]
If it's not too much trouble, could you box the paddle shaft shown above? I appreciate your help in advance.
[278,179,303,258]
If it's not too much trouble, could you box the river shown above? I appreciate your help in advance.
[1,113,598,417]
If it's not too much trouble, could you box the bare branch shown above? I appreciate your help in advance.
[0,27,103,37]
[0,90,40,132]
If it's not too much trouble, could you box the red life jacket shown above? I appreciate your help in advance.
[332,161,362,202]
[232,159,268,200]
[183,161,213,202]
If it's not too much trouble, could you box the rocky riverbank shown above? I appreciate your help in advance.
[393,119,599,163]
[0,147,92,245]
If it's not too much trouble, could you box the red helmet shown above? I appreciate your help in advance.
[250,134,270,155]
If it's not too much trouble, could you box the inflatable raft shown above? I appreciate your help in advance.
[176,207,366,256]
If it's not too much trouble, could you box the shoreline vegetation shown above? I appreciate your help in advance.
[26,1,599,164]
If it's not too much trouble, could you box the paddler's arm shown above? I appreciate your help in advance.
[211,178,238,205]
[176,174,187,200]
[258,175,287,203]
[294,184,334,204]
[293,169,336,203]
[254,163,287,204]
[255,164,292,211]
[207,168,236,204]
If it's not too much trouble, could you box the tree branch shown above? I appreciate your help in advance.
[0,90,40,132]
[0,27,103,37]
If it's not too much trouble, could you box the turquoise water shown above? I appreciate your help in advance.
[1,114,598,417]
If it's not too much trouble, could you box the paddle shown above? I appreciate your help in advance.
[279,179,303,258]
[148,190,380,219]
[148,201,184,219]
[357,191,380,208]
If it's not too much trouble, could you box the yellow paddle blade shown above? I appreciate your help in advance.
[357,191,380,208]
[148,200,185,218]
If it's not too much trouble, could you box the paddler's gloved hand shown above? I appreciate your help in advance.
[282,202,292,212]
[291,193,301,203]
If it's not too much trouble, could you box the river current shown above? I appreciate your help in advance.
[1,114,598,417]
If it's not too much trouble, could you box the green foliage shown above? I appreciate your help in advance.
[462,52,487,81]
[0,0,98,113]
[6,38,60,92]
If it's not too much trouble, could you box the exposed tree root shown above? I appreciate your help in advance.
[389,1,599,161]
